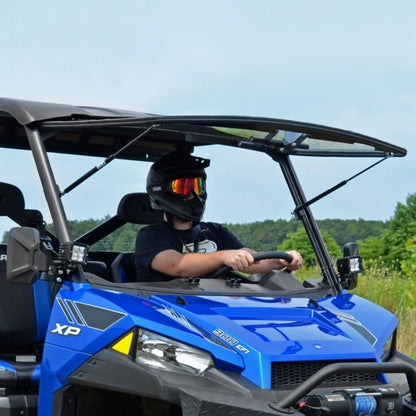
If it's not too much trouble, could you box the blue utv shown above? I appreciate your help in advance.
[0,97,415,416]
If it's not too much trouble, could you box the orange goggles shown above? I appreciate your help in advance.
[170,177,205,196]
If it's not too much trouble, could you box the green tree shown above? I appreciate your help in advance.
[382,193,416,270]
[279,227,342,267]
[357,236,384,260]
[400,238,416,277]
[226,219,301,251]
[317,218,386,247]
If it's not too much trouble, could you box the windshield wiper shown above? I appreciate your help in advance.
[60,124,159,196]
[293,155,389,217]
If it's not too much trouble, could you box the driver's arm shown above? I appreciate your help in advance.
[150,248,302,278]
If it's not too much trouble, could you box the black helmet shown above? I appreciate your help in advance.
[146,151,210,222]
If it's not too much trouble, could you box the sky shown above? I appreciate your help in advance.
[0,0,415,233]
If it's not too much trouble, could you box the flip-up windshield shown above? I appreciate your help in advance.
[212,124,405,157]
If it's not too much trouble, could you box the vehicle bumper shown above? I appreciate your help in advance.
[64,348,416,416]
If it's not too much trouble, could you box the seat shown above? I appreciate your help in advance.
[0,243,52,388]
[111,251,136,283]
[111,193,162,282]
[83,260,110,279]
[0,183,53,393]
[0,244,51,354]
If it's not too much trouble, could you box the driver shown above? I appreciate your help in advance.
[134,151,303,282]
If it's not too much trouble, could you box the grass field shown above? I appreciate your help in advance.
[353,260,416,358]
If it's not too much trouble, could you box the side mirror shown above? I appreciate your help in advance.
[336,242,363,290]
[6,227,53,284]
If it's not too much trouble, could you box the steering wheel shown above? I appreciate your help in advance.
[211,251,293,280]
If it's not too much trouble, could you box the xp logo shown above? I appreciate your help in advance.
[51,323,81,336]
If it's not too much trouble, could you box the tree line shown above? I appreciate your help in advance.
[225,218,386,252]
[3,193,415,276]
[87,193,416,276]
[44,216,386,255]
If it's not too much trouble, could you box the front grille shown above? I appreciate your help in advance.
[271,360,379,389]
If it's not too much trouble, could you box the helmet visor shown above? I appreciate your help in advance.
[171,177,205,196]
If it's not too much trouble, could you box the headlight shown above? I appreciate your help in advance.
[136,329,213,375]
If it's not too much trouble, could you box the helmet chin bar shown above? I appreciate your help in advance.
[161,192,206,224]
[184,190,206,222]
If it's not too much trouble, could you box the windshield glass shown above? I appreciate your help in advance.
[300,137,373,152]
[212,125,398,157]
[48,145,292,250]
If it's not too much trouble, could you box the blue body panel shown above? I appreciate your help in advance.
[33,279,53,342]
[38,281,398,414]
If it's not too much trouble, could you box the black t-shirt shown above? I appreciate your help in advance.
[134,220,244,281]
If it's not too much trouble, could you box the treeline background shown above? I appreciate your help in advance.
[63,217,385,254]
[5,192,414,276]
[227,219,385,252]
[52,192,416,273]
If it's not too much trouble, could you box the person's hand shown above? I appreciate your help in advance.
[281,250,303,271]
[222,249,255,271]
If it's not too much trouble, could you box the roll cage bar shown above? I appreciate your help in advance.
[0,98,407,295]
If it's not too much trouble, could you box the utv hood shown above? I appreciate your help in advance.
[151,293,397,388]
